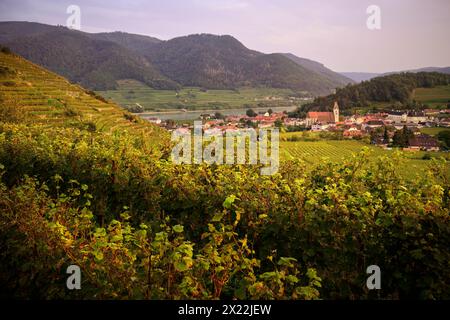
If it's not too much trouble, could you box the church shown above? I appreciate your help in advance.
[306,101,339,126]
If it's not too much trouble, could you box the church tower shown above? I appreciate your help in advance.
[333,101,339,123]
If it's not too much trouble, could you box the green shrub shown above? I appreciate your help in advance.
[0,122,448,299]
[422,153,432,160]
[64,108,81,117]
[0,174,319,299]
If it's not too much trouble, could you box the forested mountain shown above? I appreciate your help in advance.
[142,34,347,93]
[90,31,162,53]
[90,32,354,92]
[0,21,57,43]
[0,22,178,90]
[0,21,351,94]
[143,34,261,88]
[302,72,450,112]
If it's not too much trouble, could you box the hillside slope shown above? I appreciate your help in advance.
[0,22,178,90]
[281,53,354,87]
[0,50,170,152]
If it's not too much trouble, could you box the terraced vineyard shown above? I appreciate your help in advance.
[280,137,450,178]
[280,140,377,163]
[0,52,170,149]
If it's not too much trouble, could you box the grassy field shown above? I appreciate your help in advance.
[97,79,305,111]
[420,127,450,136]
[413,85,450,108]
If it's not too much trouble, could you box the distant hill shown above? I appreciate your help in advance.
[281,53,354,87]
[341,67,450,83]
[0,21,352,95]
[301,72,450,113]
[384,66,450,76]
[339,72,380,83]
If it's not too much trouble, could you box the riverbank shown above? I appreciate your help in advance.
[135,105,299,121]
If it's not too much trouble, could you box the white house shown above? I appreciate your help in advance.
[386,111,407,123]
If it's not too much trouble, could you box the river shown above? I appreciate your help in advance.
[136,105,299,121]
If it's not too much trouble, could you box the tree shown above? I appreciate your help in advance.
[370,131,379,144]
[214,112,225,120]
[392,130,404,147]
[402,125,414,142]
[392,126,413,147]
[245,119,257,128]
[437,130,450,150]
[287,108,306,119]
[165,119,176,128]
[246,108,257,117]
[383,126,390,144]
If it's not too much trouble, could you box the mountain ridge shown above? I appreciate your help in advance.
[0,22,179,90]
[281,53,354,87]
[0,21,352,95]
[341,67,450,83]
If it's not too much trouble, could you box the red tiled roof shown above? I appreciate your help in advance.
[408,135,439,148]
[307,112,335,123]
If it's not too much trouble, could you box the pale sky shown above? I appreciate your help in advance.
[1,0,449,73]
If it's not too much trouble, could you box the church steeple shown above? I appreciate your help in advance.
[333,101,339,123]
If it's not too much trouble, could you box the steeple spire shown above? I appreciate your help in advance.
[333,101,339,123]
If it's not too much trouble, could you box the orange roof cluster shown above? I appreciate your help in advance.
[307,111,335,123]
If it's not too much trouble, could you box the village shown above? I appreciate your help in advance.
[144,102,450,152]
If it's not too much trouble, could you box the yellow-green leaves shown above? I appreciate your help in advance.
[172,224,184,233]
[223,194,237,209]
[172,243,193,272]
